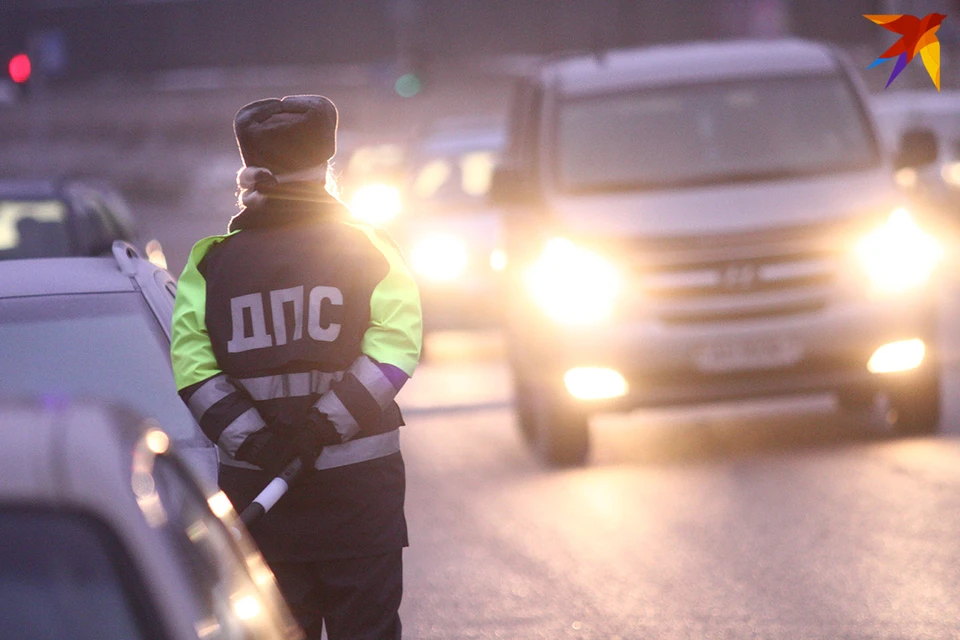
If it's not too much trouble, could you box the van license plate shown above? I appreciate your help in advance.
[694,337,803,373]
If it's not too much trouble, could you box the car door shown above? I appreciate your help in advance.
[149,452,304,640]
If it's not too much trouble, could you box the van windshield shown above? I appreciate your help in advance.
[555,74,880,193]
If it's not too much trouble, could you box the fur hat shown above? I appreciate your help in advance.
[234,95,338,177]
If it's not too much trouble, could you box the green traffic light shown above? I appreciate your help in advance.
[394,73,421,98]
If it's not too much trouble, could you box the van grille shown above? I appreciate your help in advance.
[620,217,870,325]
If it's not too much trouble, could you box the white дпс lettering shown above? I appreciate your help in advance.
[228,285,343,353]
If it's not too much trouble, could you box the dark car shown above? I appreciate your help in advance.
[339,122,507,333]
[0,240,217,484]
[0,177,140,260]
[391,118,507,331]
[0,397,303,640]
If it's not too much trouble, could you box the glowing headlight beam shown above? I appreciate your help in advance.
[564,367,628,400]
[348,184,402,226]
[144,428,169,455]
[490,248,507,272]
[207,491,234,519]
[868,338,925,374]
[856,208,943,295]
[525,238,621,325]
[409,233,468,282]
[231,594,263,620]
[942,162,960,188]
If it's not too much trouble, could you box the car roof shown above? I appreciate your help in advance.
[0,178,64,199]
[418,115,506,151]
[0,255,139,298]
[871,90,960,141]
[871,90,960,116]
[0,176,127,199]
[0,240,174,298]
[417,127,506,157]
[541,38,842,96]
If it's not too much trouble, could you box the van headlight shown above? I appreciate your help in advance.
[348,183,402,226]
[942,161,960,189]
[525,238,620,325]
[409,232,468,282]
[856,208,943,295]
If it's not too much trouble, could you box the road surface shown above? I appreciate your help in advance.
[395,327,960,638]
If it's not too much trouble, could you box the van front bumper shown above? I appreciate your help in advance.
[509,293,939,410]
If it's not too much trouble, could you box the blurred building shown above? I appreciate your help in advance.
[0,1,950,79]
[1,0,957,272]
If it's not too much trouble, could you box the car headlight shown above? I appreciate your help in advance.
[856,208,943,295]
[942,161,960,188]
[230,592,263,620]
[409,232,468,282]
[525,237,620,325]
[348,183,402,226]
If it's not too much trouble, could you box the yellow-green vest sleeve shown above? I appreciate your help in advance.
[170,234,232,390]
[348,223,423,376]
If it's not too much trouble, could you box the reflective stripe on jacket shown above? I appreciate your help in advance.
[170,199,422,470]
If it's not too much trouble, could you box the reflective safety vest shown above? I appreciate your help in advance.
[170,198,422,473]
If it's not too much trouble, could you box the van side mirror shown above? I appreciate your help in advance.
[489,166,537,205]
[895,128,939,169]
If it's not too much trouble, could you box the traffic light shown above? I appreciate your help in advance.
[394,72,422,98]
[8,53,31,85]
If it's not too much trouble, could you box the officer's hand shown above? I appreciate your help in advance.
[292,409,341,464]
[235,428,297,477]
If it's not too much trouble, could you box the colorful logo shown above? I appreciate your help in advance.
[864,13,946,91]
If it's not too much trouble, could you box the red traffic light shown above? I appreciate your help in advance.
[8,53,31,84]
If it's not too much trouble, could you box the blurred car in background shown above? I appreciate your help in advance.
[0,397,302,639]
[339,138,409,228]
[0,177,157,262]
[871,90,960,212]
[340,119,507,332]
[393,118,507,331]
[493,38,945,466]
[0,241,217,484]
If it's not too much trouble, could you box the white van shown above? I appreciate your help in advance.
[491,38,945,466]
[871,89,960,211]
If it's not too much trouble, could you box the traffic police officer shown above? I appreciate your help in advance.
[170,94,422,640]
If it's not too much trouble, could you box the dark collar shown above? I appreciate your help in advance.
[228,184,351,232]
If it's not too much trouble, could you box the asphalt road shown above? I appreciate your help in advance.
[394,328,960,639]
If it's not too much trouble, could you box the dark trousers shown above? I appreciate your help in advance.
[270,550,403,640]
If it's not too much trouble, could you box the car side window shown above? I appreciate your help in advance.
[72,194,115,255]
[412,158,453,200]
[0,199,71,259]
[0,507,164,640]
[93,196,126,237]
[461,150,497,197]
[92,200,125,251]
[148,453,297,640]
